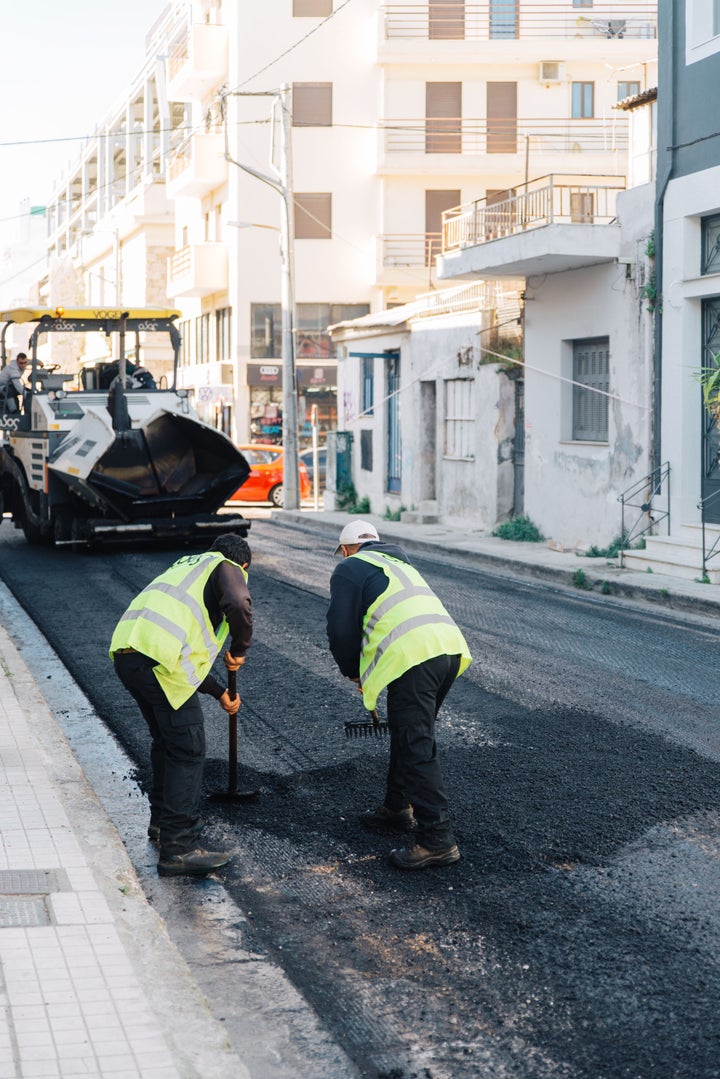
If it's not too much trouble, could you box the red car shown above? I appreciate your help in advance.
[229,443,311,507]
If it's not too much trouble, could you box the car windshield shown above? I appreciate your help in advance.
[243,448,279,465]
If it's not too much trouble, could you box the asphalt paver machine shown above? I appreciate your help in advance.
[0,307,251,547]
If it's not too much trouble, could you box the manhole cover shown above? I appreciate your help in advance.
[0,897,50,928]
[0,869,68,894]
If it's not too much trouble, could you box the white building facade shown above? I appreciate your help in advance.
[38,0,657,465]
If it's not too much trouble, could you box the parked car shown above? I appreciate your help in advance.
[299,446,327,488]
[228,443,311,507]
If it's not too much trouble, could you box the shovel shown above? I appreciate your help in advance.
[209,668,260,803]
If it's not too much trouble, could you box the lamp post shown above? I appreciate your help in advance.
[222,85,300,510]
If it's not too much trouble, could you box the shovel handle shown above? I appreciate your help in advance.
[228,668,238,701]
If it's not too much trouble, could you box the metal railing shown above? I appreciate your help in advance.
[443,173,625,252]
[382,233,442,267]
[381,4,657,40]
[697,488,720,577]
[382,116,628,155]
[618,461,670,568]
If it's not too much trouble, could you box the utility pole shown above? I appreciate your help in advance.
[221,84,300,510]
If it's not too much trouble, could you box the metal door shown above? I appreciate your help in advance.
[513,377,525,515]
[386,352,402,494]
[701,298,720,522]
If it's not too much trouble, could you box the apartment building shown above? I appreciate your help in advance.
[40,0,656,456]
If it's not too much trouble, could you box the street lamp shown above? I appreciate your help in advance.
[222,85,300,510]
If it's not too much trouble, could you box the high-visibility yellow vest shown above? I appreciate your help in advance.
[109,552,247,709]
[354,551,471,710]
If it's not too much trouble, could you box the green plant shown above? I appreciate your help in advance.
[572,568,591,590]
[351,496,371,515]
[640,269,658,313]
[645,232,655,259]
[660,588,670,598]
[384,505,407,522]
[697,351,720,417]
[492,515,545,542]
[600,580,612,595]
[646,566,653,574]
[695,573,711,585]
[335,482,358,510]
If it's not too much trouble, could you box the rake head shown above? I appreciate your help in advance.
[344,714,389,739]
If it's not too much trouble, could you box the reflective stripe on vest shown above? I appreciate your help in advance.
[110,552,246,709]
[353,550,471,710]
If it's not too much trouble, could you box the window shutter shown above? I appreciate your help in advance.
[293,0,332,16]
[573,338,609,441]
[292,83,333,127]
[429,0,465,39]
[294,194,332,239]
[425,82,462,153]
[487,82,517,153]
[425,189,460,265]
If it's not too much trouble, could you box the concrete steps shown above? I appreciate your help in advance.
[622,523,720,583]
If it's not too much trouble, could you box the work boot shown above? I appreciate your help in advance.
[361,804,417,832]
[388,843,460,870]
[157,849,230,878]
[148,819,204,845]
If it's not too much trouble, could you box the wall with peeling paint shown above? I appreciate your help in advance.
[522,184,655,548]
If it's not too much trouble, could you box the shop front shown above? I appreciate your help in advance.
[247,362,337,448]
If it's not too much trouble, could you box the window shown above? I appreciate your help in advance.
[250,303,370,359]
[572,82,594,118]
[216,306,232,361]
[293,0,331,15]
[702,214,720,275]
[487,82,517,153]
[490,0,518,39]
[570,192,594,223]
[426,82,462,154]
[425,190,460,266]
[360,428,373,472]
[362,357,374,416]
[429,0,465,39]
[195,313,210,364]
[444,379,474,458]
[572,338,609,441]
[617,81,640,102]
[292,83,332,126]
[294,193,332,239]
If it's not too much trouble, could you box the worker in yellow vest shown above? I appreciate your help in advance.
[110,534,252,878]
[327,520,471,870]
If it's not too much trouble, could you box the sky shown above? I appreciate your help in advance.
[0,0,168,268]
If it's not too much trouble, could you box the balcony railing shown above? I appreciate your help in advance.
[382,116,628,155]
[442,173,625,252]
[382,233,443,267]
[381,3,657,40]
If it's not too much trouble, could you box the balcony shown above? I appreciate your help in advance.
[380,3,656,42]
[439,174,625,278]
[167,132,228,198]
[167,243,228,298]
[167,23,228,102]
[382,116,627,154]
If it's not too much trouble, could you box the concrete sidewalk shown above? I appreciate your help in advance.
[271,507,720,618]
[0,597,249,1079]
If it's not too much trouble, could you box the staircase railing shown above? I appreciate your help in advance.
[697,488,720,577]
[617,461,671,568]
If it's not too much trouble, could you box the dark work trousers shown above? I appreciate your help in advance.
[114,651,206,856]
[384,653,461,851]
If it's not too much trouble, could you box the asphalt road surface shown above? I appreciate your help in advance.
[2,518,720,1079]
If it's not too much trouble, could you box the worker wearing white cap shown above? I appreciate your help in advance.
[327,520,471,870]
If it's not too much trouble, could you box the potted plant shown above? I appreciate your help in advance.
[699,352,720,418]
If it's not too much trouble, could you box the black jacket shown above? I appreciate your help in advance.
[326,541,411,678]
[199,560,253,699]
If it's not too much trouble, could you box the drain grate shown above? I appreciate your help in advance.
[0,897,50,928]
[0,869,69,895]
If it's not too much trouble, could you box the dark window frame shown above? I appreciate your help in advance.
[572,337,609,442]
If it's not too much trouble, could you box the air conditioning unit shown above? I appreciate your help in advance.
[539,61,565,83]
